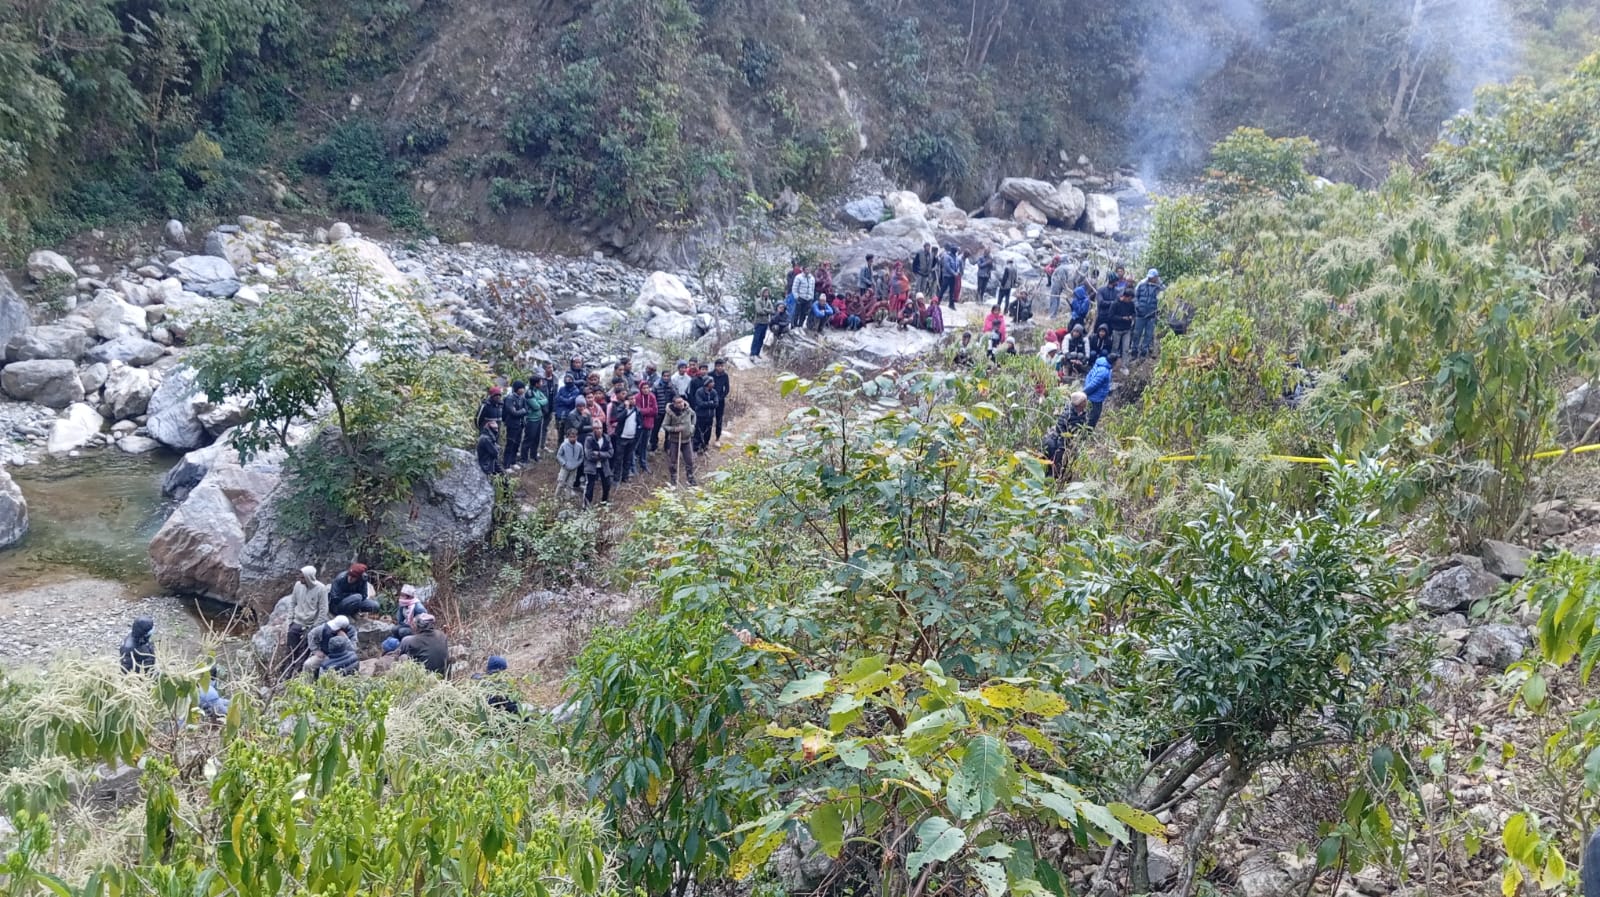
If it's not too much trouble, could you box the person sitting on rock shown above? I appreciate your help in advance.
[398,614,448,676]
[329,564,378,617]
[983,305,1008,359]
[830,295,862,331]
[321,633,360,677]
[281,565,327,679]
[304,615,353,676]
[392,585,427,640]
[120,617,155,673]
[199,665,230,718]
[923,297,944,334]
[898,293,922,331]
[809,294,833,332]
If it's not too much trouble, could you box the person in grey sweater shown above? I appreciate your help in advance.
[556,428,585,495]
[281,565,327,679]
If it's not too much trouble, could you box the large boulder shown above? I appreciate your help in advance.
[1082,193,1121,236]
[885,191,927,220]
[149,442,285,602]
[1,359,85,408]
[1012,200,1048,226]
[0,273,31,353]
[1463,623,1530,670]
[558,305,628,332]
[162,439,226,500]
[6,325,92,362]
[85,336,165,367]
[46,403,104,455]
[1561,382,1600,442]
[0,468,27,549]
[645,311,697,341]
[168,255,238,287]
[633,272,696,316]
[26,250,75,283]
[870,214,939,248]
[1480,539,1533,580]
[1416,562,1503,614]
[83,291,149,341]
[838,196,886,229]
[104,365,157,419]
[997,178,1085,226]
[145,367,208,450]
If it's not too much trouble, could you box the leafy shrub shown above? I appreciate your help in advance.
[491,501,605,589]
[1140,195,1217,283]
[298,119,423,229]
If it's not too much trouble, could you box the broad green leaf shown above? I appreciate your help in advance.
[1540,848,1567,888]
[1076,801,1130,844]
[1316,835,1343,869]
[971,860,1008,897]
[840,655,887,685]
[835,740,870,770]
[809,804,845,858]
[947,736,1008,821]
[907,816,967,875]
[1502,813,1534,864]
[730,827,785,880]
[1521,672,1547,711]
[1108,802,1167,840]
[779,671,831,704]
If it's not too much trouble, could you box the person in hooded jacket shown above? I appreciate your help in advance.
[282,565,328,679]
[392,584,427,639]
[1083,353,1117,428]
[329,563,379,616]
[975,249,995,304]
[475,386,504,431]
[321,633,360,676]
[502,381,530,469]
[303,615,353,676]
[554,377,583,434]
[691,375,719,453]
[523,375,550,464]
[477,419,504,476]
[1069,284,1092,331]
[120,617,156,673]
[398,614,449,675]
[474,656,521,715]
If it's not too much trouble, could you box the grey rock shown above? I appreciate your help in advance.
[1,359,85,408]
[1416,563,1502,614]
[1082,193,1121,236]
[1480,539,1533,579]
[191,278,242,299]
[168,255,237,286]
[104,365,156,419]
[84,291,148,340]
[1237,850,1315,897]
[997,177,1085,225]
[149,445,285,602]
[26,250,75,283]
[162,440,226,500]
[79,361,109,395]
[85,336,166,367]
[6,325,92,362]
[251,595,293,666]
[328,222,353,241]
[1463,624,1530,670]
[164,219,187,248]
[0,273,31,353]
[117,434,162,454]
[1147,840,1179,888]
[838,196,886,228]
[145,367,207,450]
[0,468,27,549]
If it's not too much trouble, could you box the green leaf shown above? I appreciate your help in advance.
[835,740,870,770]
[1076,801,1130,844]
[1521,672,1547,711]
[1316,835,1343,869]
[1108,802,1167,840]
[1502,813,1535,864]
[730,828,785,880]
[971,860,1008,897]
[779,671,831,704]
[947,736,1008,821]
[840,655,887,685]
[809,804,845,858]
[907,816,967,875]
[903,706,965,739]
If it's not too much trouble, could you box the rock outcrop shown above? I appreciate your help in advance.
[148,439,284,602]
[2,359,85,408]
[0,468,27,549]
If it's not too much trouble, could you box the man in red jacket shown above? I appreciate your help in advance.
[633,381,658,474]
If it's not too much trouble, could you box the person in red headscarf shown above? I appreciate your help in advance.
[329,562,379,616]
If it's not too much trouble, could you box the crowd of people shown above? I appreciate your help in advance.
[472,354,735,502]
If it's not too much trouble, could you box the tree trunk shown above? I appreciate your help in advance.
[1173,755,1250,897]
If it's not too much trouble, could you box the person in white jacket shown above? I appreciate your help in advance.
[280,565,327,679]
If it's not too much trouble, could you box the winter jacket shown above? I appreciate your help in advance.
[942,251,963,278]
[329,574,370,613]
[1084,358,1113,403]
[307,619,348,656]
[1069,286,1091,321]
[525,388,550,421]
[321,634,360,675]
[1135,280,1163,318]
[792,272,816,304]
[554,384,582,419]
[1058,405,1089,434]
[662,405,696,444]
[393,600,427,632]
[477,427,502,475]
[811,298,832,321]
[982,312,1007,343]
[503,391,530,424]
[977,255,995,278]
[671,372,692,398]
[583,434,614,475]
[616,406,642,441]
[399,627,449,675]
[999,265,1017,290]
[633,389,658,428]
[1108,298,1136,332]
[858,264,875,292]
[475,397,503,430]
[652,375,674,415]
[1096,284,1118,324]
[556,438,585,471]
[816,267,833,297]
[1049,265,1072,296]
[288,578,329,629]
[120,619,155,673]
[693,384,720,418]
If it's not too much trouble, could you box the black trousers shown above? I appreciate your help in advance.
[715,400,726,440]
[584,470,612,505]
[503,417,525,466]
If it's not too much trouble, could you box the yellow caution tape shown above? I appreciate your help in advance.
[1149,444,1600,465]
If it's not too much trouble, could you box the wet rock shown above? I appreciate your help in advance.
[0,468,27,549]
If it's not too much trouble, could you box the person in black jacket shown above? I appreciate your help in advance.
[502,381,529,470]
[650,368,674,452]
[710,359,732,441]
[583,427,614,507]
[1096,271,1120,330]
[120,617,155,673]
[691,376,719,453]
[475,386,504,431]
[329,564,379,616]
[321,633,360,676]
[399,614,449,675]
[477,420,504,476]
[538,363,558,451]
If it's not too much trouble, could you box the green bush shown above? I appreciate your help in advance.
[298,119,423,229]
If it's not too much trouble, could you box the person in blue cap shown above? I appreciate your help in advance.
[473,655,520,714]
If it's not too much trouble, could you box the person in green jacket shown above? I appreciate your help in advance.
[522,374,550,464]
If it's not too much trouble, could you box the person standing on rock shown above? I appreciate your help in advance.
[975,249,995,305]
[711,359,731,442]
[329,563,379,617]
[940,246,965,308]
[523,375,549,464]
[477,419,504,476]
[750,287,775,359]
[399,614,449,675]
[503,381,530,471]
[662,394,698,487]
[120,617,156,673]
[556,428,585,497]
[281,565,328,679]
[1132,269,1164,359]
[998,260,1018,315]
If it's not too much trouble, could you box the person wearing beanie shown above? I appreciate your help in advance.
[302,614,353,676]
[398,613,449,675]
[477,418,504,476]
[475,385,505,431]
[381,637,401,653]
[120,617,155,673]
[503,380,530,470]
[329,563,378,617]
[391,584,428,640]
[321,634,360,676]
[281,564,328,679]
[473,656,521,714]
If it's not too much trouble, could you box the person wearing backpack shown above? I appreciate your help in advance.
[1132,269,1164,358]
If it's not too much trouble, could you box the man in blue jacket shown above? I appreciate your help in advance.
[1083,353,1117,429]
[1132,269,1164,359]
